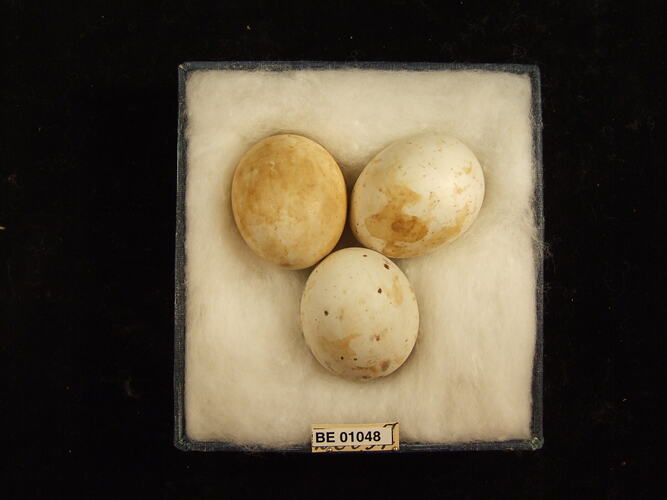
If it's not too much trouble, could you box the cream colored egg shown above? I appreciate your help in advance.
[350,133,485,258]
[300,248,419,381]
[231,134,347,270]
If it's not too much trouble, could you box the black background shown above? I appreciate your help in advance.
[1,1,661,498]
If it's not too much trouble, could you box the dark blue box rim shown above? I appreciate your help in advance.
[174,61,544,453]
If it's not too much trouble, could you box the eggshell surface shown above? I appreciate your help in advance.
[231,134,347,270]
[350,133,485,258]
[300,248,419,381]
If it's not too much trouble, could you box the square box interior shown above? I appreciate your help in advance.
[175,62,543,452]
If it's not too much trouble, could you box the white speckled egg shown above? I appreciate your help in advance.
[231,134,347,270]
[300,248,419,381]
[350,133,485,258]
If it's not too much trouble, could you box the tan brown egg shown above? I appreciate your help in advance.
[350,133,485,258]
[231,134,347,270]
[300,248,419,381]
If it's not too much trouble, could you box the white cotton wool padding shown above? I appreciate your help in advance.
[184,68,538,447]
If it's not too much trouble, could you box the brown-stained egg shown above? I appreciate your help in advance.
[350,133,485,258]
[231,134,347,270]
[300,248,419,381]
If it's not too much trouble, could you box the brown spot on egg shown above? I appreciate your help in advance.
[318,332,360,361]
[375,334,381,341]
[364,185,429,256]
[380,202,474,257]
[380,241,414,258]
[352,363,379,374]
[380,360,391,371]
[384,263,390,269]
[427,191,441,209]
[426,203,472,249]
[377,288,382,294]
[324,310,328,316]
[385,275,404,306]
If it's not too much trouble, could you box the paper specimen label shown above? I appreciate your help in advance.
[311,422,399,452]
